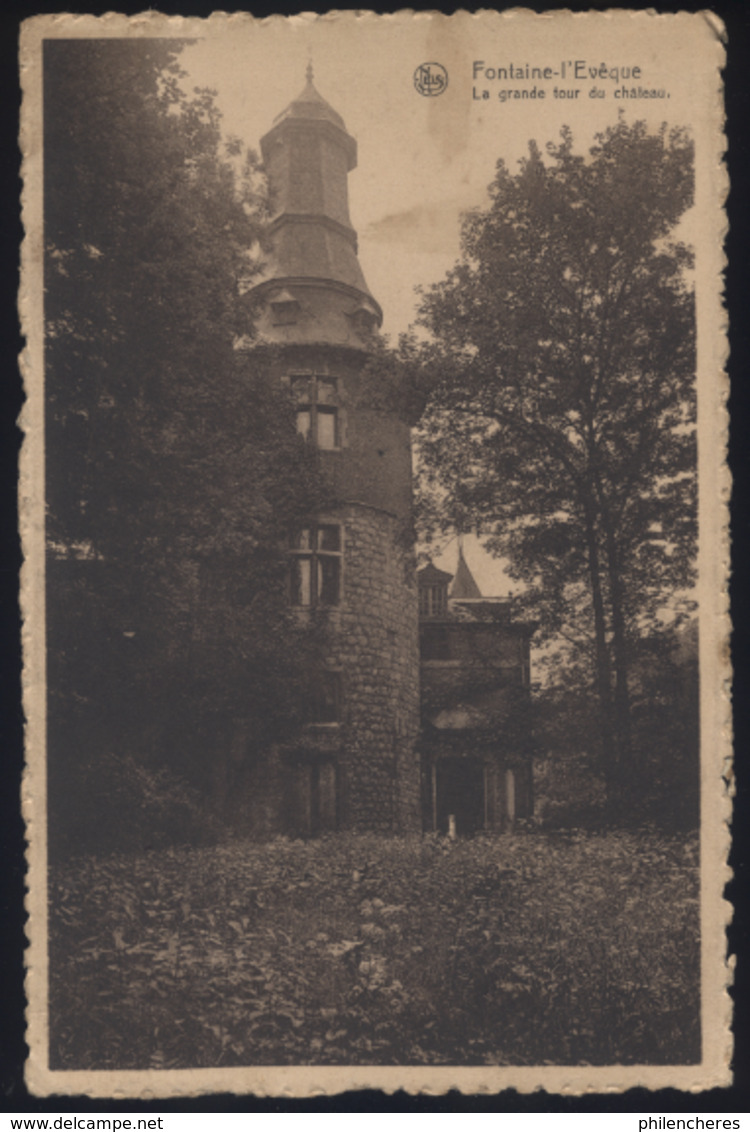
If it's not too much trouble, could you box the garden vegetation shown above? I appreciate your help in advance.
[50,830,700,1068]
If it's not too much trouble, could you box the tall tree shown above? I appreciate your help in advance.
[44,40,327,851]
[403,118,696,811]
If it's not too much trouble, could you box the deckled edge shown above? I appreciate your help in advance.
[19,7,732,1098]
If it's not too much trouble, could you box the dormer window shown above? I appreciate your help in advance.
[349,301,379,336]
[419,584,447,618]
[269,288,301,325]
[291,374,339,450]
[417,562,453,620]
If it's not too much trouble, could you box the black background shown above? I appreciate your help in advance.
[1,0,748,1113]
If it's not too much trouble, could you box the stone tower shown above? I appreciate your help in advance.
[241,68,421,835]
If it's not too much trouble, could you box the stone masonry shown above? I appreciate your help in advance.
[319,502,420,832]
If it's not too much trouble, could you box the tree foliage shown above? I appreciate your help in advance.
[404,118,697,810]
[44,40,328,852]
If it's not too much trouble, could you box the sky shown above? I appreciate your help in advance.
[181,13,700,336]
[177,12,707,598]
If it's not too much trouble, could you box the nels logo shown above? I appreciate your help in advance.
[414,62,448,97]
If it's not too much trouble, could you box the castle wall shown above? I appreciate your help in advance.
[226,502,420,837]
[226,343,421,837]
[323,502,420,832]
[292,343,414,519]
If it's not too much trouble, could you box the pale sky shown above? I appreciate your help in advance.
[178,13,704,600]
[181,13,698,337]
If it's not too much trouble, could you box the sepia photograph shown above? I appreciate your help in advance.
[19,10,730,1096]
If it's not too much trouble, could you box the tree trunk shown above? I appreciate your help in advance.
[603,516,634,815]
[581,495,617,805]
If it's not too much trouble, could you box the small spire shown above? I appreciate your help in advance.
[306,59,314,85]
[451,544,483,600]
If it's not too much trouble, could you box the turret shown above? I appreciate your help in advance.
[236,71,421,837]
[249,65,381,348]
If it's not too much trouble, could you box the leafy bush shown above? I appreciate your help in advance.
[50,750,221,859]
[532,752,608,829]
[49,830,700,1068]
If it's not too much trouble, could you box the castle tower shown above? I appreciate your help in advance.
[241,68,421,835]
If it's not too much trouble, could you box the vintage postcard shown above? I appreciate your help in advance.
[20,9,730,1097]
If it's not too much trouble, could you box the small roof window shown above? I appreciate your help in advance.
[348,300,379,335]
[270,288,301,325]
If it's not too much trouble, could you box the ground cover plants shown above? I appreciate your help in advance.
[49,830,700,1069]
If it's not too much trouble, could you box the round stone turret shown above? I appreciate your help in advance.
[237,72,420,838]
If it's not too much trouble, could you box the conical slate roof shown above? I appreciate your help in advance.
[450,546,483,599]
